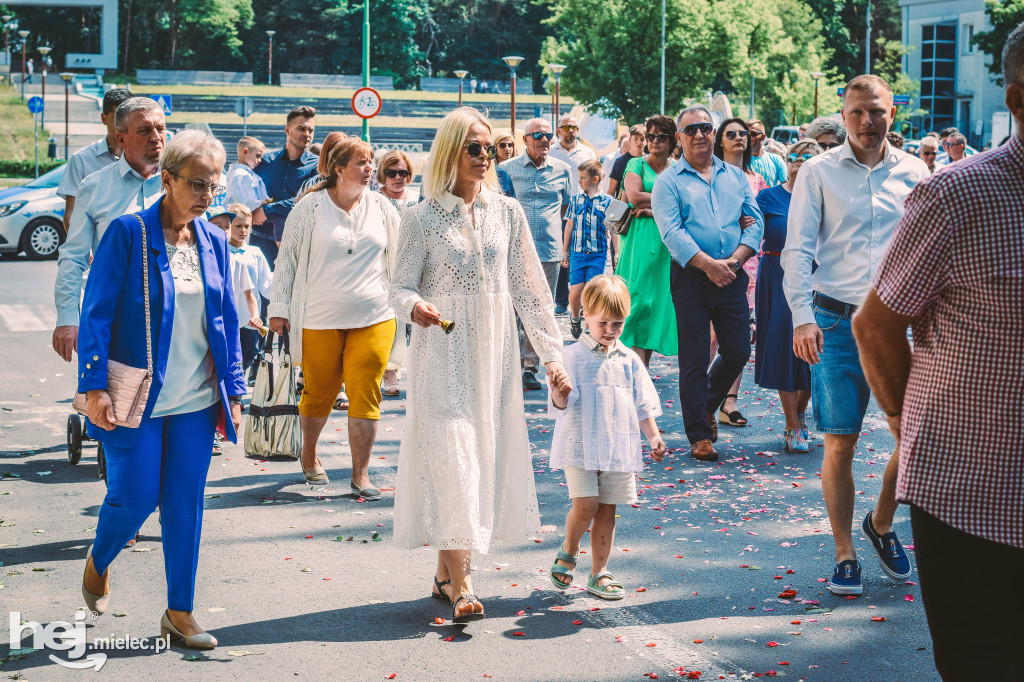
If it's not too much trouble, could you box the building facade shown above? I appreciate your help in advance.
[899,0,1009,146]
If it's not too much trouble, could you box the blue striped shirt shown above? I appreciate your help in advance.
[567,192,612,254]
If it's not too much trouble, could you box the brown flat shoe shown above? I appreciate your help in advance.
[705,413,719,443]
[691,439,719,462]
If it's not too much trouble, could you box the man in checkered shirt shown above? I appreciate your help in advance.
[853,23,1024,679]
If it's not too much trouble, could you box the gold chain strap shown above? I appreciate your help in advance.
[131,214,153,376]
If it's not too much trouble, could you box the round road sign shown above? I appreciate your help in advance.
[352,87,382,119]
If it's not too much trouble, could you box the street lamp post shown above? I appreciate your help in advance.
[549,63,565,127]
[501,56,524,135]
[265,30,275,85]
[18,29,28,100]
[454,69,468,107]
[810,71,823,119]
[38,46,51,133]
[60,72,73,160]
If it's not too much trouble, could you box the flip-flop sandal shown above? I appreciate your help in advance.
[452,594,485,623]
[550,549,578,589]
[431,576,452,604]
[587,571,625,600]
[333,398,349,410]
[383,385,401,397]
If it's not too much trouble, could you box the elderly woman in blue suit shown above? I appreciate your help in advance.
[77,129,246,650]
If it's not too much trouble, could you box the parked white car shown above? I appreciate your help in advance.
[0,164,67,260]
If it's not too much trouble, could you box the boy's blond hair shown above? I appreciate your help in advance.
[581,274,630,319]
[577,158,603,180]
[227,202,252,220]
[236,136,265,156]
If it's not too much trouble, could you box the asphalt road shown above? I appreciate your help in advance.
[0,257,938,681]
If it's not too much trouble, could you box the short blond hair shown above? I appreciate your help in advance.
[227,202,251,219]
[237,136,265,156]
[422,107,497,201]
[376,149,413,184]
[582,274,631,319]
[577,158,603,180]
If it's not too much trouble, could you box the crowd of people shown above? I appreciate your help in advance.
[48,21,1024,679]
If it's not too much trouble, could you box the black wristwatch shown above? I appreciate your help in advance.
[228,395,243,405]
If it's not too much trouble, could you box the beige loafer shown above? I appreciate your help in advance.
[160,611,217,650]
[301,459,329,487]
[82,545,109,616]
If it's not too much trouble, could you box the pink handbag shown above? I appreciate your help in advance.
[72,214,153,429]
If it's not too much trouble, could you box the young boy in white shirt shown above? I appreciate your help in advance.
[548,275,667,599]
[225,137,271,211]
[561,159,614,340]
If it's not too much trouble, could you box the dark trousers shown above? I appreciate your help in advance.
[250,230,278,270]
[239,327,261,377]
[910,505,1024,680]
[670,262,751,444]
[555,263,569,308]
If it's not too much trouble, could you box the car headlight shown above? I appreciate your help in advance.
[0,201,28,218]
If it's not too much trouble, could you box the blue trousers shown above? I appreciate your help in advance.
[670,262,751,444]
[91,403,218,612]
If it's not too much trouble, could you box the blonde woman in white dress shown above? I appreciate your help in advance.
[390,108,568,624]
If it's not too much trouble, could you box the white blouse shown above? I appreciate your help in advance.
[152,240,219,417]
[548,335,662,473]
[303,191,395,330]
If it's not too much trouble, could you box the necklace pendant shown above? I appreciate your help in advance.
[348,248,353,254]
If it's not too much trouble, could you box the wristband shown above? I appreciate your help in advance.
[228,396,243,405]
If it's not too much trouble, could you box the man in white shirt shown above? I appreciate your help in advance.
[52,97,167,361]
[56,88,133,231]
[782,75,930,596]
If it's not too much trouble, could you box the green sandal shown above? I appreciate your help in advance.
[587,571,625,600]
[549,549,578,589]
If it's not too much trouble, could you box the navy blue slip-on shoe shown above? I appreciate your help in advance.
[862,512,913,580]
[828,559,863,595]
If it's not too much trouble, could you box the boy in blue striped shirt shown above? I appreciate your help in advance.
[561,159,613,340]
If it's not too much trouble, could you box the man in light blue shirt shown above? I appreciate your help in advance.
[52,97,166,362]
[652,104,763,462]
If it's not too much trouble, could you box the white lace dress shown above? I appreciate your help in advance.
[389,189,563,553]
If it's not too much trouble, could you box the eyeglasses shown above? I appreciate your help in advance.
[464,142,497,159]
[942,141,963,148]
[384,168,411,179]
[645,132,672,143]
[168,170,225,197]
[818,141,842,150]
[787,153,815,162]
[920,150,937,156]
[497,142,515,149]
[528,131,554,141]
[681,122,713,137]
[724,130,749,140]
[558,125,579,133]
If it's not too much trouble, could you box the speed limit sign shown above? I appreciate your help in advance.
[352,87,383,119]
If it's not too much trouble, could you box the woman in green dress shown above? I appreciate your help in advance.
[615,114,678,365]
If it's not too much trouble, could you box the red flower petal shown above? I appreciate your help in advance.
[767,641,779,647]
[513,631,526,636]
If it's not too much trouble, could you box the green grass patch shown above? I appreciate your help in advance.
[0,84,52,164]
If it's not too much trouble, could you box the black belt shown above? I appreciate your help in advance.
[813,292,858,316]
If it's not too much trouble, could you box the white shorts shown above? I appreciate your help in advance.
[562,466,637,505]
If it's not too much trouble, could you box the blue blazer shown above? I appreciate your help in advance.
[77,197,247,448]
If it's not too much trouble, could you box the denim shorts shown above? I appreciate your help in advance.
[568,250,608,286]
[810,305,872,434]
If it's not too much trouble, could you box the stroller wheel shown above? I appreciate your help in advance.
[67,415,83,465]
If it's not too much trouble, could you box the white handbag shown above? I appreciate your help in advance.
[243,331,302,460]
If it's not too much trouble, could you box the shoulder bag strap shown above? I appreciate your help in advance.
[131,214,153,376]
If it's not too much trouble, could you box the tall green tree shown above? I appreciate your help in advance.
[972,0,1024,85]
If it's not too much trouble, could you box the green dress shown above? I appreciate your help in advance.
[615,156,678,356]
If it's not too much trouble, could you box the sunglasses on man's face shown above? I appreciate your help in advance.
[788,153,815,162]
[646,132,672,143]
[818,141,842,150]
[558,125,579,133]
[528,131,554,141]
[464,142,497,159]
[681,122,713,137]
[749,130,766,139]
[384,168,411,179]
[920,150,937,156]
[724,130,749,140]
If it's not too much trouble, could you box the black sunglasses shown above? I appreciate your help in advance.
[384,168,411,179]
[645,132,672,143]
[749,130,766,139]
[920,150,937,156]
[819,141,842,150]
[724,130,749,140]
[681,122,713,137]
[497,142,515,149]
[528,131,554,141]
[464,142,497,159]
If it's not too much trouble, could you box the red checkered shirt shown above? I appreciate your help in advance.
[873,134,1024,549]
